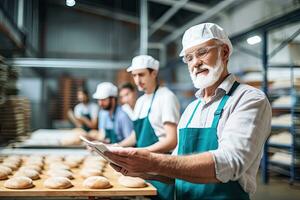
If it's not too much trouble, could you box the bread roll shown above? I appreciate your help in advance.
[46,169,74,179]
[44,177,73,189]
[0,165,13,175]
[118,176,147,188]
[4,176,34,189]
[80,168,103,178]
[14,168,40,180]
[0,170,8,180]
[20,165,42,173]
[83,176,111,189]
[49,163,70,171]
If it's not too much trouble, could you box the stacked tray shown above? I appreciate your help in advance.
[0,96,31,145]
[0,61,8,105]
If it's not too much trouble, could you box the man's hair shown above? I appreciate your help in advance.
[77,87,89,96]
[147,68,155,73]
[119,82,136,92]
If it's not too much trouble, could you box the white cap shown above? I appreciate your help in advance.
[127,55,159,72]
[93,82,118,100]
[179,23,233,56]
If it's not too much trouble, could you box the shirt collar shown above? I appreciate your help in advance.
[195,74,236,99]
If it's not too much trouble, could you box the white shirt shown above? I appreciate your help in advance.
[134,86,180,139]
[173,74,272,194]
[74,102,99,120]
[122,104,135,120]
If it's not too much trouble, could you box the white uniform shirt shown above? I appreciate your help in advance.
[122,104,136,120]
[134,87,180,139]
[173,74,272,194]
[74,102,99,120]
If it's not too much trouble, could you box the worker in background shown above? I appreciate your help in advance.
[119,82,137,120]
[93,82,133,143]
[117,55,180,200]
[105,23,272,200]
[68,88,98,132]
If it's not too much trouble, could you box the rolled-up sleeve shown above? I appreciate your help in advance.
[209,91,272,183]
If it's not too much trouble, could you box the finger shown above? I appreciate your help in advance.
[110,163,122,172]
[108,148,135,157]
[120,167,128,175]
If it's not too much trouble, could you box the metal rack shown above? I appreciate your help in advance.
[229,8,300,184]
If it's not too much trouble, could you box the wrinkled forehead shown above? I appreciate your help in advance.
[184,39,219,55]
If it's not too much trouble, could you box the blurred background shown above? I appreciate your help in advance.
[0,0,300,199]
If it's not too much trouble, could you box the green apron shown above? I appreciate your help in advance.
[82,113,91,132]
[105,109,118,144]
[134,86,174,200]
[176,81,250,200]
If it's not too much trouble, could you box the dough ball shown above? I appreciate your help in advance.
[47,169,74,179]
[44,177,73,189]
[118,176,147,188]
[4,176,34,189]
[0,165,13,175]
[1,161,19,170]
[14,168,40,180]
[49,163,70,171]
[80,168,103,178]
[83,176,111,189]
[20,165,42,173]
[44,155,63,164]
[0,170,8,180]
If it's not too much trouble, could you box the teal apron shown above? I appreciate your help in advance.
[134,86,174,200]
[176,82,250,200]
[104,108,118,143]
[82,113,91,132]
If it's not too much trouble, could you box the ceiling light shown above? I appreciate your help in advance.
[66,0,76,7]
[247,35,261,45]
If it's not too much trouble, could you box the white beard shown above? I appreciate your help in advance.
[189,53,224,89]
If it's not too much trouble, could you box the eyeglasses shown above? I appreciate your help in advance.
[182,45,220,64]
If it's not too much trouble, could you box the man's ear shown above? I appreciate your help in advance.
[222,44,230,62]
[151,70,158,78]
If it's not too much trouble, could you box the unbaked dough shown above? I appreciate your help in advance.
[46,169,74,179]
[80,168,103,178]
[118,176,147,188]
[4,176,34,189]
[44,177,73,189]
[0,165,13,175]
[83,176,111,189]
[14,168,40,180]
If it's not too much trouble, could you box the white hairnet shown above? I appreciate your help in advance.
[127,55,159,72]
[93,82,118,100]
[180,23,233,57]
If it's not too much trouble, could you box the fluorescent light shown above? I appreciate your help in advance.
[66,0,76,7]
[247,35,261,45]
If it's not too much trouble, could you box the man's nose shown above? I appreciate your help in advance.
[190,58,203,71]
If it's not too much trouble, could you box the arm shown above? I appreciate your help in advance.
[117,131,136,147]
[67,109,82,128]
[153,152,218,183]
[144,122,177,153]
[78,116,98,129]
[106,148,218,184]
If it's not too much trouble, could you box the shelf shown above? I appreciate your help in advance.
[271,125,292,130]
[268,64,300,68]
[272,106,292,111]
[268,143,291,149]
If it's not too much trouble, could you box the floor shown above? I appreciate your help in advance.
[252,173,300,200]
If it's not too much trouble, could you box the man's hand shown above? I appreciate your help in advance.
[105,148,157,175]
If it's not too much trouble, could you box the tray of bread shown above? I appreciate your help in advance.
[14,129,100,149]
[0,154,156,197]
